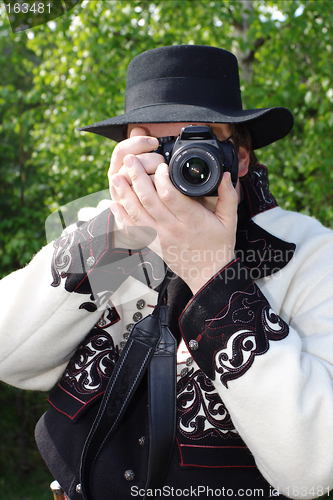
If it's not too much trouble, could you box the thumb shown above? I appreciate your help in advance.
[214,172,239,227]
[129,126,149,138]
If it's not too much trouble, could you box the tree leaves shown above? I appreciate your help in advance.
[0,0,332,281]
[1,2,333,493]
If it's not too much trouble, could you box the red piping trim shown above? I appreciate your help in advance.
[179,258,240,347]
[47,390,105,420]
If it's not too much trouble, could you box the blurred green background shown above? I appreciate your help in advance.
[0,1,332,498]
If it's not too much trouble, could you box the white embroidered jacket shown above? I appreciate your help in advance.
[0,168,332,499]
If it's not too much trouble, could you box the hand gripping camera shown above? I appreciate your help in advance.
[154,125,239,197]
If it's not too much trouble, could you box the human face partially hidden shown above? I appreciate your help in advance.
[127,122,244,211]
[127,122,232,142]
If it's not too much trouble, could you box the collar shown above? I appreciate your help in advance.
[236,164,296,279]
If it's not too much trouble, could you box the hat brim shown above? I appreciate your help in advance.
[77,104,293,150]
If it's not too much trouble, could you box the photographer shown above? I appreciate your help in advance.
[0,46,332,500]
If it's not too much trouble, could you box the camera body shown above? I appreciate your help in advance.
[154,125,238,197]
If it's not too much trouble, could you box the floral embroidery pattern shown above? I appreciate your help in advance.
[61,329,119,394]
[177,368,238,439]
[214,305,289,387]
[50,209,166,304]
[51,232,75,287]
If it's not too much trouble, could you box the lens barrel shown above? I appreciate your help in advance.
[169,144,223,197]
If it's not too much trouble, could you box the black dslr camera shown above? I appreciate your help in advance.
[154,125,238,197]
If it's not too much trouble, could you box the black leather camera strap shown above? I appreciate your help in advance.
[146,304,177,492]
[79,272,176,500]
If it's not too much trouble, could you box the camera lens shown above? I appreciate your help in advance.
[169,144,223,197]
[182,158,210,185]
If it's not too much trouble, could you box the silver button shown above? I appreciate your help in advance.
[124,470,135,481]
[138,436,145,446]
[126,323,134,332]
[189,339,199,351]
[76,483,82,494]
[186,357,193,366]
[180,367,189,378]
[123,332,130,340]
[133,312,142,322]
[86,256,95,267]
[120,341,127,349]
[97,319,106,327]
[136,299,146,310]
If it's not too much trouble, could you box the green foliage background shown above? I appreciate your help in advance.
[0,1,332,498]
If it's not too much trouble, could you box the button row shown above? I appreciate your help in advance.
[178,341,198,378]
[76,468,136,490]
[119,300,147,352]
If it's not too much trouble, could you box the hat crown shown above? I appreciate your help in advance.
[78,44,294,148]
[125,45,242,113]
[126,45,240,88]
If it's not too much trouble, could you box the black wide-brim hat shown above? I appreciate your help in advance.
[78,45,294,150]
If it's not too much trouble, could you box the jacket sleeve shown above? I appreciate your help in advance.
[180,256,333,498]
[0,208,114,391]
[0,206,163,391]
